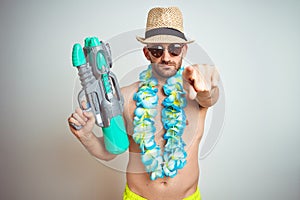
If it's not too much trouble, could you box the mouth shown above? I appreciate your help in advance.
[159,63,176,69]
[160,66,174,72]
[160,64,172,68]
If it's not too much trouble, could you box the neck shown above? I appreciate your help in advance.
[151,68,176,86]
[155,76,168,87]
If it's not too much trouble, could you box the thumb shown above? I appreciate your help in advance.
[187,84,197,100]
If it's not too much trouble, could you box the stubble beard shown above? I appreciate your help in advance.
[151,57,183,79]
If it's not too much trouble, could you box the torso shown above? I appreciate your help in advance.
[121,82,208,200]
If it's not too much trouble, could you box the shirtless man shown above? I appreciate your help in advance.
[68,7,219,200]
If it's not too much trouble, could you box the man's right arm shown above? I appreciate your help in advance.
[68,102,117,161]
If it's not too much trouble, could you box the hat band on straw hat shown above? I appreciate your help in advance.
[145,27,187,41]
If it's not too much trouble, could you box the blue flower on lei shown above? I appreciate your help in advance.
[163,82,186,110]
[163,148,187,177]
[133,88,158,109]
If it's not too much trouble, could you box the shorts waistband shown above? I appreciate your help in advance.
[123,184,201,200]
[123,184,147,200]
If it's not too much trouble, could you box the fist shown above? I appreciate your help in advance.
[68,101,95,139]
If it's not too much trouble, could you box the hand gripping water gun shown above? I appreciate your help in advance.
[71,36,129,154]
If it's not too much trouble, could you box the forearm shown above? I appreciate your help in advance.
[78,132,117,161]
[196,86,219,108]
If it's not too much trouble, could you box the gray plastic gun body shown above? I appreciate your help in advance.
[72,37,129,154]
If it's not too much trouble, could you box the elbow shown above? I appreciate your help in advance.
[103,153,118,161]
[102,156,116,162]
[93,153,117,162]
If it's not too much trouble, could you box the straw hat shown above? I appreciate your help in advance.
[136,7,194,44]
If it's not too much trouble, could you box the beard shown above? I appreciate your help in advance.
[151,58,183,79]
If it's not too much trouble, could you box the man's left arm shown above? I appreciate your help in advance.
[183,64,220,107]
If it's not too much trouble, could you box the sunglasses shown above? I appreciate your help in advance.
[147,43,184,58]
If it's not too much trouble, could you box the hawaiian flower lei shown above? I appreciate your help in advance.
[133,64,187,180]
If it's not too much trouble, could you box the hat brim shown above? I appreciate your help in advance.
[136,35,194,44]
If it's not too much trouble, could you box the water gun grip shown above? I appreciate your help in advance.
[102,115,129,154]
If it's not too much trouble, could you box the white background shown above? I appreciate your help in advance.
[0,0,299,199]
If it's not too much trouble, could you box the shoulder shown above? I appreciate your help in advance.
[121,82,140,108]
[121,82,139,121]
[121,82,140,98]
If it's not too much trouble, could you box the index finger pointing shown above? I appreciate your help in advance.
[182,66,195,82]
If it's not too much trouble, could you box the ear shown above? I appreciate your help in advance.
[143,47,151,61]
[182,44,188,57]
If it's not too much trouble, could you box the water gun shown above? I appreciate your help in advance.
[71,36,129,154]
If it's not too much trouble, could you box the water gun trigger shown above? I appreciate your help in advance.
[77,89,91,112]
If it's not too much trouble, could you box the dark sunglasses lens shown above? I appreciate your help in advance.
[168,44,182,56]
[148,46,163,58]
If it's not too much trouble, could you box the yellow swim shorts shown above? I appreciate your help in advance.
[123,184,201,200]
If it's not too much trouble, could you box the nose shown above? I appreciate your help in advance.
[161,48,171,62]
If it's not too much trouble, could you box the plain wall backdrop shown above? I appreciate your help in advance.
[0,0,299,199]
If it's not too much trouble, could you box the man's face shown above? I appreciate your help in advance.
[143,43,187,78]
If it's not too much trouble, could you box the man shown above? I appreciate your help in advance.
[68,7,219,200]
